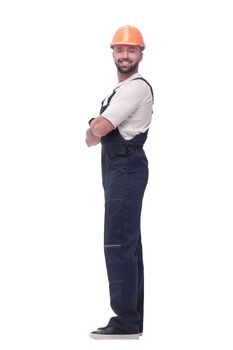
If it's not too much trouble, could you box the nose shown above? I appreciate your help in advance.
[122,49,129,59]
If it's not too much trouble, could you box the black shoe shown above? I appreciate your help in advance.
[97,325,143,336]
[97,324,110,331]
[97,324,143,336]
[90,325,139,339]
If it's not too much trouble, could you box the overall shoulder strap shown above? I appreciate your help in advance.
[132,77,154,102]
[101,86,120,108]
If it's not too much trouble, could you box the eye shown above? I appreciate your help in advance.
[128,48,136,53]
[115,47,124,53]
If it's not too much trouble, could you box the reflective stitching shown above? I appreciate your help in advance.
[104,244,122,248]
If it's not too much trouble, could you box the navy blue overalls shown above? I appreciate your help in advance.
[100,77,153,334]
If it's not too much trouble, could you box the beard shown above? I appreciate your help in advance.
[115,60,139,74]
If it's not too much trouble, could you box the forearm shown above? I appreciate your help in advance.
[89,116,114,137]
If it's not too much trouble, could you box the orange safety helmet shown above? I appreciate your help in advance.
[110,25,145,50]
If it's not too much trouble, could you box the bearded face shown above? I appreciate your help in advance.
[113,45,143,75]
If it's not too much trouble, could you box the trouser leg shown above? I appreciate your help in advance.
[104,197,144,334]
[137,235,144,333]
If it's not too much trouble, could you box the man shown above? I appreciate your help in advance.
[86,25,154,339]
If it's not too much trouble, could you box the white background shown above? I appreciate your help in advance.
[0,0,233,349]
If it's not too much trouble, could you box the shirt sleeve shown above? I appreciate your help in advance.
[101,80,151,128]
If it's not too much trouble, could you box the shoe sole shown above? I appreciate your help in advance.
[97,328,143,336]
[90,333,139,340]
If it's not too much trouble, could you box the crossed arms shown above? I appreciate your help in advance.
[85,116,114,147]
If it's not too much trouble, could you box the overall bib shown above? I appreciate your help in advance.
[100,78,153,334]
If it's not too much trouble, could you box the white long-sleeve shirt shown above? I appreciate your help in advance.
[101,73,153,140]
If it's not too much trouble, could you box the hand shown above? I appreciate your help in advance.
[85,128,100,147]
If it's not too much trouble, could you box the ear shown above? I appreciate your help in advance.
[139,51,143,62]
